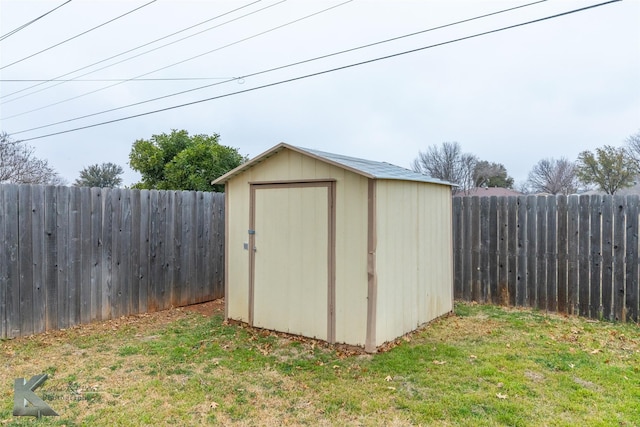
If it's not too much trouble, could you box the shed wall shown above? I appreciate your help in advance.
[225,149,369,345]
[374,180,453,345]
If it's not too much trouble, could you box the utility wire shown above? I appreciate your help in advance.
[0,0,262,101]
[9,0,549,134]
[1,77,235,82]
[14,0,621,142]
[2,0,351,121]
[1,0,287,108]
[0,0,158,71]
[13,0,621,143]
[0,0,73,42]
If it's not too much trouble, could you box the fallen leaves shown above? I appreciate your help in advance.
[496,393,508,399]
[432,360,447,365]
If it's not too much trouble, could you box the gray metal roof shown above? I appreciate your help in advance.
[212,143,455,186]
[299,146,454,185]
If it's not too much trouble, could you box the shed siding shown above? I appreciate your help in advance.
[374,180,453,345]
[225,149,369,345]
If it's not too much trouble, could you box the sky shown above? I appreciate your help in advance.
[0,0,639,188]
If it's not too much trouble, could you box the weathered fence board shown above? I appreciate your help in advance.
[454,194,640,323]
[0,184,225,339]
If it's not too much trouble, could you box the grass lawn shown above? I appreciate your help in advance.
[1,300,638,426]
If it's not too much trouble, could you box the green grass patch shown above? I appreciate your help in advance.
[1,302,638,426]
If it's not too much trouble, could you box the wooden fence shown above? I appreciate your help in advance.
[453,194,640,322]
[0,184,225,339]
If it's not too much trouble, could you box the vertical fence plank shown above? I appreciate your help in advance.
[578,195,591,317]
[148,190,161,312]
[120,189,132,316]
[32,185,46,335]
[213,193,225,298]
[19,185,34,336]
[164,191,182,308]
[516,196,527,306]
[0,185,7,338]
[462,197,472,301]
[3,185,19,338]
[556,195,568,315]
[110,188,123,318]
[536,196,547,311]
[601,196,613,320]
[90,188,102,321]
[68,187,81,328]
[130,189,141,315]
[79,187,91,324]
[186,191,198,305]
[470,197,481,301]
[138,190,150,314]
[101,188,113,320]
[56,186,70,329]
[613,195,626,321]
[567,196,580,315]
[489,197,499,305]
[506,197,517,306]
[526,195,537,308]
[480,197,490,303]
[453,198,463,299]
[44,186,58,331]
[180,191,190,306]
[625,196,639,322]
[195,192,206,303]
[164,191,176,310]
[546,196,557,313]
[497,197,509,305]
[589,195,603,319]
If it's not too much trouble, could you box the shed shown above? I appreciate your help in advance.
[212,143,454,352]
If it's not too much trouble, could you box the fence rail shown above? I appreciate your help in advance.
[0,184,225,339]
[453,194,640,322]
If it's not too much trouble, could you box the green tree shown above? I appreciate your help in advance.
[74,162,123,188]
[128,130,245,192]
[576,145,638,194]
[473,160,514,188]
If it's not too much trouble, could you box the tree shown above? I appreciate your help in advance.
[412,142,478,194]
[526,157,578,195]
[473,160,514,188]
[74,162,124,188]
[0,131,65,185]
[128,130,245,192]
[576,145,638,194]
[625,129,640,171]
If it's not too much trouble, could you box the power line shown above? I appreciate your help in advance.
[13,0,621,143]
[0,0,158,71]
[2,0,352,121]
[0,0,262,101]
[0,1,73,42]
[0,77,236,82]
[9,0,549,134]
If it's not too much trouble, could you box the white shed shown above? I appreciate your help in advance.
[213,143,454,352]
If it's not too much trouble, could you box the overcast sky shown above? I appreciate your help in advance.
[1,0,638,187]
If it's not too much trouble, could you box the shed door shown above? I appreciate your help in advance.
[250,182,335,342]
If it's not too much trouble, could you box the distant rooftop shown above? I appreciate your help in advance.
[213,143,455,186]
[455,187,523,197]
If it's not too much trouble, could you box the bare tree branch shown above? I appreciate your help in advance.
[0,131,65,185]
[527,157,577,195]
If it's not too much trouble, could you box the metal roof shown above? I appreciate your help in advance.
[212,143,455,186]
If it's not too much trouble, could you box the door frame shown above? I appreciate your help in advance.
[248,179,336,343]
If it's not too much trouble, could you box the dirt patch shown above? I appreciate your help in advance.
[183,298,225,317]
